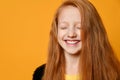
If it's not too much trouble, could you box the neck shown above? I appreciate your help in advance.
[64,52,81,75]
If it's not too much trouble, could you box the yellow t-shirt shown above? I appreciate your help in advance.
[65,74,81,80]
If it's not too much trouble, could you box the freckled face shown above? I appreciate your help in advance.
[57,6,82,55]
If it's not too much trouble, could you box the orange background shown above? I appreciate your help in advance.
[0,0,120,80]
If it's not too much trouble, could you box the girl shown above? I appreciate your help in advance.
[33,0,120,80]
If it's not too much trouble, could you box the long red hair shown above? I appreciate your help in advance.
[43,0,120,80]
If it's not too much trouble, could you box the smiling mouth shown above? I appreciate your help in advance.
[64,40,80,46]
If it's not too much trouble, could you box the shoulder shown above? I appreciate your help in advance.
[33,64,46,80]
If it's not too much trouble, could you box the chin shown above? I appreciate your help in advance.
[65,50,81,55]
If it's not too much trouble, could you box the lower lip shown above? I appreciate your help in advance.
[65,41,80,46]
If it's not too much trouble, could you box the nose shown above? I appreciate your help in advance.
[67,28,77,38]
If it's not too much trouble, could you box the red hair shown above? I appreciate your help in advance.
[43,0,120,80]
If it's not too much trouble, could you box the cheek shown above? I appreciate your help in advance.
[57,30,67,39]
[76,30,81,37]
[58,31,64,40]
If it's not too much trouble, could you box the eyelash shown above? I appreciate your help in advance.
[76,26,81,29]
[58,25,81,30]
[60,26,67,30]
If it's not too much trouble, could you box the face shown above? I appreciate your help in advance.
[57,6,82,55]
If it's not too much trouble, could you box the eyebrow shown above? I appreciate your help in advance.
[58,22,68,26]
[58,21,67,24]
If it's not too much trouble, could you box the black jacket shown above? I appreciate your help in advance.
[33,64,45,80]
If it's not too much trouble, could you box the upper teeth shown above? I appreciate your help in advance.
[66,40,79,44]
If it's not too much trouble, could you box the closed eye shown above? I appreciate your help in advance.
[76,26,82,29]
[58,23,68,30]
[58,22,69,30]
[75,23,81,29]
[60,26,67,30]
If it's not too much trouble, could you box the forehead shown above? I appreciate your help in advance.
[58,5,81,23]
